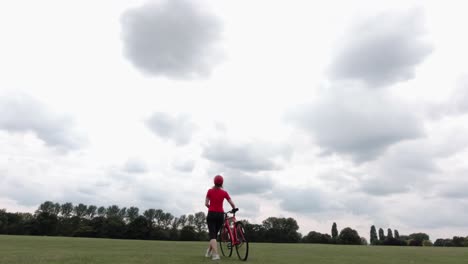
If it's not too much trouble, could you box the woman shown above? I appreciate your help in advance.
[205,175,236,261]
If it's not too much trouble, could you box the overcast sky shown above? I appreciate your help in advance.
[1,0,468,241]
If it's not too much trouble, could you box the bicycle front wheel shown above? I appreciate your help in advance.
[219,226,233,257]
[235,222,249,261]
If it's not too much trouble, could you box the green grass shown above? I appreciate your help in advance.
[1,235,468,264]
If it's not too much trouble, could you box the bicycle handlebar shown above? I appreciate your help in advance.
[226,208,239,215]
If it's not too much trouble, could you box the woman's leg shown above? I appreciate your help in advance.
[210,212,224,258]
[210,238,218,255]
[206,212,216,257]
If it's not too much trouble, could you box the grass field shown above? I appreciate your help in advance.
[1,235,468,264]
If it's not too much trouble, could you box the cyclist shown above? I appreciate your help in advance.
[205,174,236,261]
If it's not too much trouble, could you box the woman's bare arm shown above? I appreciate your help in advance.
[227,198,236,209]
[205,197,210,208]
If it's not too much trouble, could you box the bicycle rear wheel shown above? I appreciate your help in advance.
[219,226,233,257]
[235,222,249,261]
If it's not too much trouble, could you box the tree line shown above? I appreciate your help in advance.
[1,201,360,244]
[0,201,208,241]
[369,225,468,247]
[301,222,366,245]
[1,201,466,246]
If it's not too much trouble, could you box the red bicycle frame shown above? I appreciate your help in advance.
[219,208,249,261]
[223,210,241,246]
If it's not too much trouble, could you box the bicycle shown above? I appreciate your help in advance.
[218,208,249,261]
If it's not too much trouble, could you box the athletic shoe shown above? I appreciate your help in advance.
[212,254,220,261]
[205,248,212,258]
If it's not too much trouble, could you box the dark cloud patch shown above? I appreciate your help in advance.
[276,187,332,214]
[0,175,48,207]
[123,158,148,174]
[360,177,411,196]
[203,140,292,172]
[136,182,175,212]
[436,174,468,199]
[0,95,85,151]
[360,125,468,196]
[398,198,468,229]
[329,8,432,87]
[361,153,436,196]
[121,0,223,79]
[288,86,423,162]
[108,170,138,184]
[360,151,436,196]
[146,112,196,145]
[340,194,381,215]
[57,187,104,207]
[276,186,380,216]
[225,172,274,196]
[232,196,260,219]
[438,184,468,199]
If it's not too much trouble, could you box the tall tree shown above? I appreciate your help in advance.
[394,229,400,239]
[36,201,57,215]
[187,214,195,227]
[387,228,394,239]
[106,205,120,218]
[0,209,7,234]
[332,222,338,240]
[378,228,385,241]
[170,217,179,230]
[118,207,127,221]
[97,206,106,217]
[61,203,74,218]
[177,214,187,228]
[154,209,164,227]
[127,207,140,222]
[74,204,88,218]
[370,225,378,245]
[143,209,156,224]
[53,203,61,215]
[86,205,97,219]
[193,212,207,233]
[160,212,174,229]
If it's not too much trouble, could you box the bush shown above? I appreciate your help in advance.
[423,240,433,247]
[339,227,361,245]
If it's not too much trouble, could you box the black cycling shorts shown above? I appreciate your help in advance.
[206,211,224,240]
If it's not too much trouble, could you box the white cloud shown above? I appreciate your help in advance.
[202,138,292,172]
[146,112,196,146]
[123,158,148,174]
[120,0,223,79]
[0,94,86,151]
[288,85,423,162]
[329,8,433,87]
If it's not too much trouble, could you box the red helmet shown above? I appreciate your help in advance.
[214,175,224,186]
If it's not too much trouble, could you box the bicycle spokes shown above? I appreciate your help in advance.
[219,226,233,257]
[235,222,249,261]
